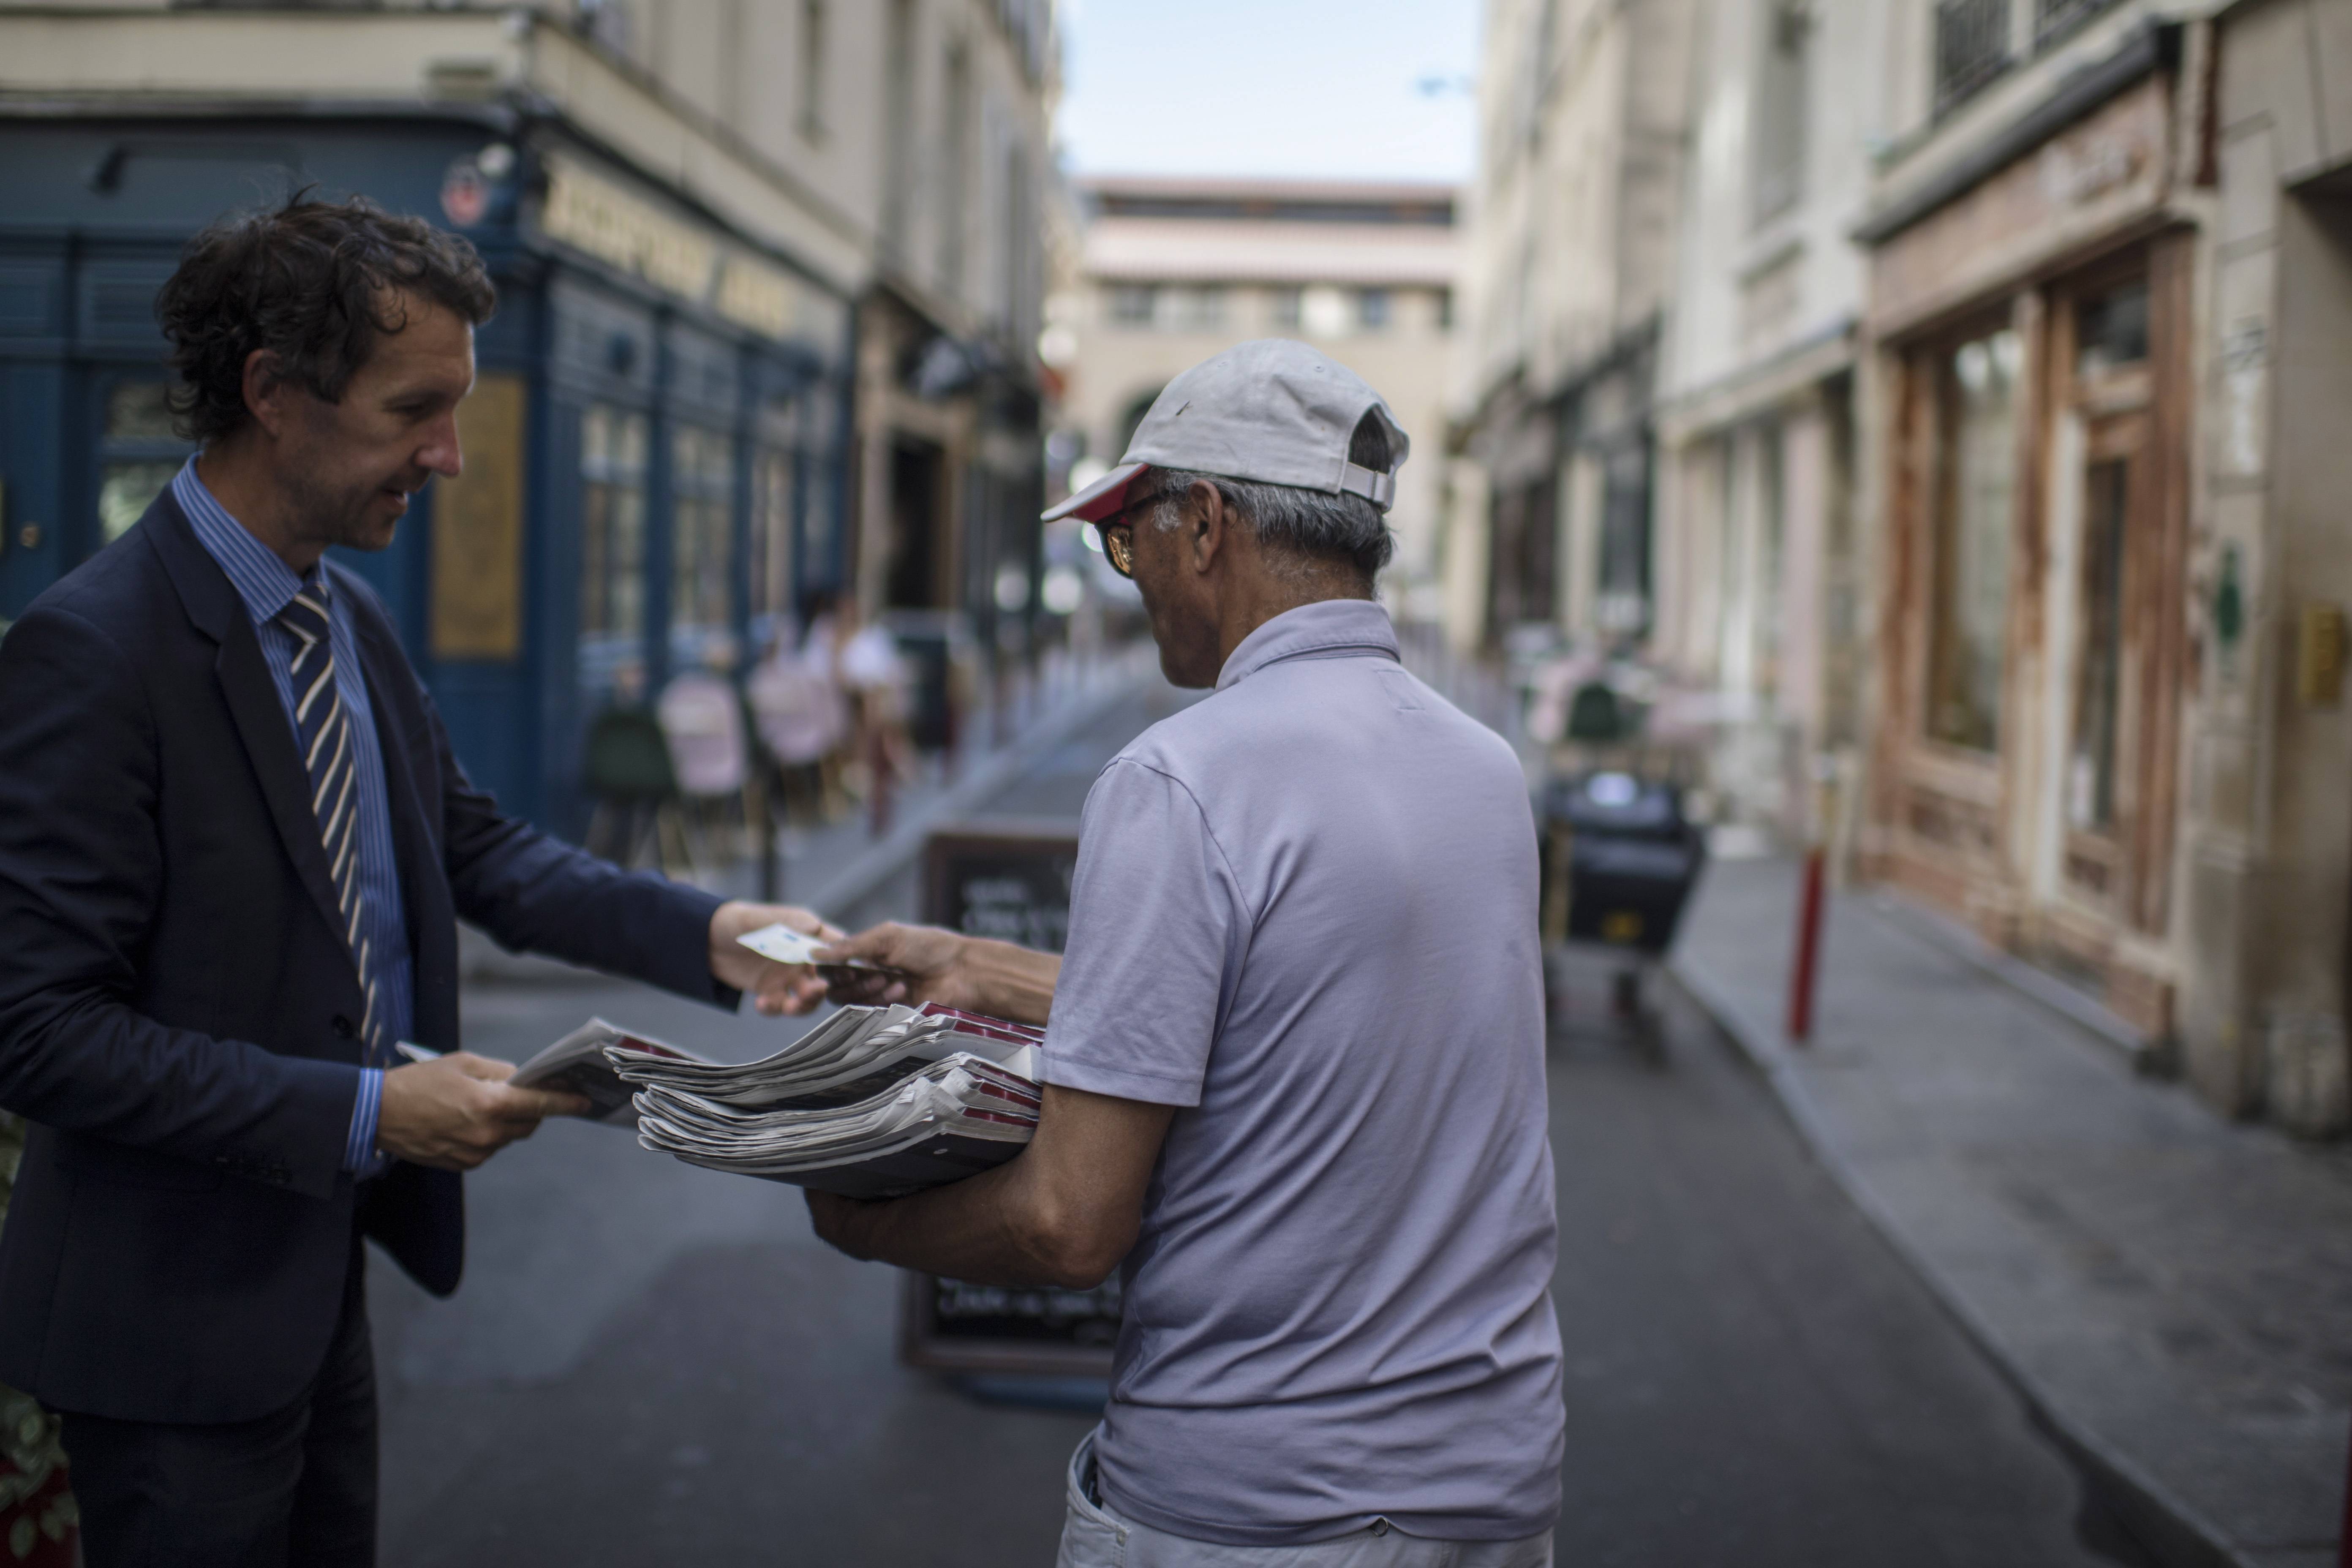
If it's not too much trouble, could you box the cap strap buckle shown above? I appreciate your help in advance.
[1339,462,1396,512]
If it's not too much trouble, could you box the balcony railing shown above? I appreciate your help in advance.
[1933,0,2012,114]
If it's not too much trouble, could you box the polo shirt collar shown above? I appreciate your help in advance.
[171,457,318,626]
[1215,598,1400,691]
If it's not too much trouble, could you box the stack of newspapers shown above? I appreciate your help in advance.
[604,1004,1048,1199]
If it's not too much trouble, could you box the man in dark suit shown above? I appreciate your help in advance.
[0,198,830,1567]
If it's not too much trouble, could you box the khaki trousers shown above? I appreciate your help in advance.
[1055,1429,1554,1568]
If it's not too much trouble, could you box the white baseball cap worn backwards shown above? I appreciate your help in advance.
[1043,338,1411,525]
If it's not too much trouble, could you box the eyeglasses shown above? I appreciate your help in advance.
[1100,523,1135,579]
[1092,493,1156,580]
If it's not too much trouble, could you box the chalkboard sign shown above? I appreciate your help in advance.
[898,820,1122,1376]
[923,819,1081,953]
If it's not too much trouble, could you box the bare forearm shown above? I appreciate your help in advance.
[806,1085,1171,1288]
[953,939,1062,1027]
[818,1161,1076,1287]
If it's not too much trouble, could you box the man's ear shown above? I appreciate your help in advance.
[1187,480,1228,575]
[240,348,293,440]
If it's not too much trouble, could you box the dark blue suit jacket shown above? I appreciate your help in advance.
[0,488,730,1424]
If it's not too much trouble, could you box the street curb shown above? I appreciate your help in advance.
[803,651,1159,921]
[1664,953,2257,1568]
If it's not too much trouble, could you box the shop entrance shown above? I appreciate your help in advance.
[2052,262,2178,938]
[885,436,949,610]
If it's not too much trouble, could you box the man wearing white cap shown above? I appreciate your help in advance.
[810,340,1564,1566]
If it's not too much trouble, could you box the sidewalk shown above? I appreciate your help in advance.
[1671,855,2352,1568]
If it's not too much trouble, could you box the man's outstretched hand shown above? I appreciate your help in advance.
[710,901,844,1016]
[816,923,1059,1027]
[813,923,974,1009]
[376,1053,589,1171]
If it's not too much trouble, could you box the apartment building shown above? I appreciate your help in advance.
[1646,0,1901,833]
[1454,0,1701,650]
[1052,176,1459,616]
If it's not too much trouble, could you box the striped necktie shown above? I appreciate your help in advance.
[276,583,387,1064]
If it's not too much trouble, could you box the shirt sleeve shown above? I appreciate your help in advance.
[1040,759,1244,1108]
[343,1067,383,1171]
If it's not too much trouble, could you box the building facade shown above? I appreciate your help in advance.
[1051,177,1459,618]
[0,0,1055,828]
[1454,0,1700,652]
[2183,0,2352,1127]
[1647,0,1899,834]
[1455,0,2349,1130]
[1851,0,2349,1129]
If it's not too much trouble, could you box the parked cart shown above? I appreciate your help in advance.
[1537,770,1709,1055]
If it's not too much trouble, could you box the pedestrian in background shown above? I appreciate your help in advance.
[747,603,852,829]
[0,196,828,1568]
[811,340,1565,1567]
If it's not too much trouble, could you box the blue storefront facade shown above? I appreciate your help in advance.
[0,109,854,835]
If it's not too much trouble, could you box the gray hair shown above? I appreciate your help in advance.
[1143,411,1398,581]
[1144,473,1393,581]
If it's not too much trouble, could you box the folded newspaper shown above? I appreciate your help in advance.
[606,1003,1049,1199]
[479,1020,708,1124]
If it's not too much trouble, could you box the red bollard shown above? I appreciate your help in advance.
[1786,845,1827,1042]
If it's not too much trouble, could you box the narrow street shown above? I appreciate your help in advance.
[374,682,2142,1567]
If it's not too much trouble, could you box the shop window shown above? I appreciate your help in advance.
[1356,288,1391,331]
[2068,457,2128,829]
[747,446,797,635]
[1925,327,2022,752]
[1108,284,1157,325]
[1270,286,1304,330]
[578,404,649,693]
[670,425,738,664]
[2075,278,2148,378]
[96,380,192,548]
[1434,287,1454,331]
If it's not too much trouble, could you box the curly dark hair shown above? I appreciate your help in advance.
[156,194,496,444]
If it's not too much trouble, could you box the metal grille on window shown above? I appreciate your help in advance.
[1933,0,2010,115]
[1752,0,1810,225]
[2035,0,2121,48]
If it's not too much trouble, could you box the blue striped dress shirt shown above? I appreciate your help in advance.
[172,460,414,1173]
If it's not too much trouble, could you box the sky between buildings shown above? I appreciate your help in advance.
[1055,0,1481,184]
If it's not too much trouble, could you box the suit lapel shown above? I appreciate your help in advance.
[144,490,354,956]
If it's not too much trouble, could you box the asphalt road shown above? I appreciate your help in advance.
[373,678,2146,1567]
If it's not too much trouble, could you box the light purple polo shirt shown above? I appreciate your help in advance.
[1041,598,1565,1547]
